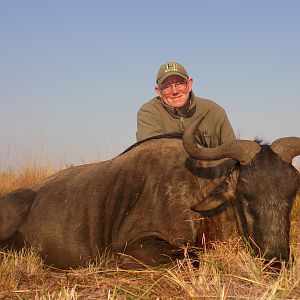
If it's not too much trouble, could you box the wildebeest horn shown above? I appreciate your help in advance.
[271,137,300,164]
[183,114,261,165]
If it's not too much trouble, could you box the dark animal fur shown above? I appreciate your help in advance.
[0,137,299,269]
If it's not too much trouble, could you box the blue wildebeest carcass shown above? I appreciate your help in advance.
[0,117,299,269]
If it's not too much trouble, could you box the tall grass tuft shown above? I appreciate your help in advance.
[0,166,54,196]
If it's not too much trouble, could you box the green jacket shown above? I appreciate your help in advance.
[136,92,236,147]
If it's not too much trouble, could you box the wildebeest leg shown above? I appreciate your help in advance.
[108,237,186,269]
[0,188,36,241]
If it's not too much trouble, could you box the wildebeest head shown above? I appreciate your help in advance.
[183,117,300,266]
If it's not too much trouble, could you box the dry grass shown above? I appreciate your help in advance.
[0,166,53,195]
[0,167,300,299]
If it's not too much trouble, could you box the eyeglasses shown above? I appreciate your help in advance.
[159,81,188,95]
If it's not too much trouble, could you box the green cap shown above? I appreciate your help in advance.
[156,62,189,85]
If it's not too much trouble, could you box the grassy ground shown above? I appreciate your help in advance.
[0,167,300,299]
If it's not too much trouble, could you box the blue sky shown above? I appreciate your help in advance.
[1,0,299,170]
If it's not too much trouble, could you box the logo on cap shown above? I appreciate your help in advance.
[164,63,178,73]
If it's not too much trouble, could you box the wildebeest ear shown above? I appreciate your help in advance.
[191,195,228,213]
[191,169,238,217]
[191,195,232,217]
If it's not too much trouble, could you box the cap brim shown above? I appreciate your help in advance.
[157,72,188,84]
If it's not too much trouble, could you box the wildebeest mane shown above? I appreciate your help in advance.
[122,134,269,156]
[121,133,183,155]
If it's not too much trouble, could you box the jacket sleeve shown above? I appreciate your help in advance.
[219,110,236,144]
[136,106,164,141]
[208,102,236,146]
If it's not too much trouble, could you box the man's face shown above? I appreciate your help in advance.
[155,75,193,108]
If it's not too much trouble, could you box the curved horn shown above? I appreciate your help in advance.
[183,115,261,165]
[271,137,300,164]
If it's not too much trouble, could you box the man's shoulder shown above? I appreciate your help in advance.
[193,94,220,107]
[138,97,162,112]
[192,94,226,113]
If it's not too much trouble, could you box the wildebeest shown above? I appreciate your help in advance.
[0,115,299,269]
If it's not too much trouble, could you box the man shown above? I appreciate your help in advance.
[136,61,236,147]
